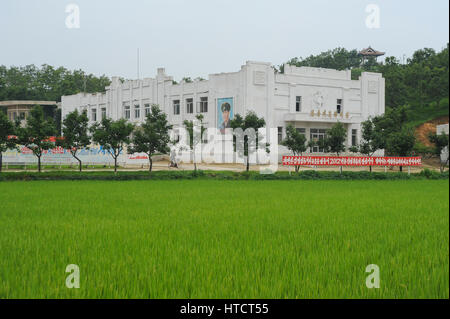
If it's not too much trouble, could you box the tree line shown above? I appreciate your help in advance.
[281,44,449,109]
[1,104,448,173]
[0,64,111,102]
[0,104,268,173]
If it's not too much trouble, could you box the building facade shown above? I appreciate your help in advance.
[61,61,385,158]
[0,100,59,126]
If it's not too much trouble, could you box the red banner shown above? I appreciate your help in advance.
[282,156,422,167]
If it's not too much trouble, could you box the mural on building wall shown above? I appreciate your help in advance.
[217,97,233,134]
[2,144,150,165]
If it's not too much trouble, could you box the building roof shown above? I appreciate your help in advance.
[358,46,385,57]
[0,100,58,107]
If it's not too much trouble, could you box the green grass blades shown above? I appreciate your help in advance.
[0,180,448,299]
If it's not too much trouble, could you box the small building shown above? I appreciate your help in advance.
[436,123,449,164]
[358,46,385,64]
[0,100,59,125]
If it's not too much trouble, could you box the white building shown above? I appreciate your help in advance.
[436,124,449,164]
[61,61,385,158]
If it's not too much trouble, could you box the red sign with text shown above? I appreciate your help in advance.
[282,156,422,167]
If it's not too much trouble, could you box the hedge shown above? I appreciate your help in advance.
[0,169,447,181]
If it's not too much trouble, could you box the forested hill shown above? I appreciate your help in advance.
[0,64,111,102]
[282,44,449,111]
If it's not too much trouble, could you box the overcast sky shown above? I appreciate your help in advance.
[0,0,448,80]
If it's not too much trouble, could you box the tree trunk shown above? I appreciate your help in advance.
[295,165,300,173]
[246,157,250,172]
[399,166,403,172]
[340,166,343,174]
[0,152,2,172]
[149,157,153,172]
[114,156,117,174]
[369,166,372,173]
[78,159,82,172]
[38,155,41,173]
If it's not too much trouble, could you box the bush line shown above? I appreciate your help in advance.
[0,168,447,181]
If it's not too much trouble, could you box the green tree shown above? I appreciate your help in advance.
[317,122,347,173]
[281,124,307,172]
[17,105,56,172]
[183,114,207,171]
[57,109,91,172]
[385,127,416,172]
[230,111,267,172]
[428,131,449,173]
[0,112,17,172]
[128,104,173,172]
[351,118,384,172]
[90,118,134,173]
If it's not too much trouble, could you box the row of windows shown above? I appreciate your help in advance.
[277,127,358,151]
[91,107,107,121]
[123,103,152,120]
[295,96,344,114]
[174,97,208,115]
[122,97,209,119]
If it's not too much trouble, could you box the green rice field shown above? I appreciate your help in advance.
[0,179,448,298]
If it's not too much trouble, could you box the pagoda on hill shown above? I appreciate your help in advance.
[358,46,385,65]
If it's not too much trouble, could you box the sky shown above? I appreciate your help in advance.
[0,0,448,81]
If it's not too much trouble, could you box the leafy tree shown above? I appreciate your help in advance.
[128,104,172,172]
[281,124,307,172]
[17,105,56,172]
[90,118,134,173]
[0,112,17,172]
[57,109,90,172]
[351,118,384,172]
[310,122,346,173]
[428,131,449,173]
[385,127,416,172]
[230,111,267,172]
[183,114,207,171]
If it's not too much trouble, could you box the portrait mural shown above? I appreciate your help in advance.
[217,97,233,133]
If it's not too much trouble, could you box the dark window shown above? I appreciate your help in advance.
[134,104,140,119]
[352,129,357,146]
[186,98,193,114]
[173,100,180,115]
[199,97,208,113]
[337,99,343,114]
[296,96,302,112]
[91,108,97,121]
[310,128,327,153]
[101,108,106,120]
[144,104,150,116]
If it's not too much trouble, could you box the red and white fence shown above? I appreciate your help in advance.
[282,156,422,167]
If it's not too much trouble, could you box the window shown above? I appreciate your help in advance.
[124,105,130,119]
[310,129,327,153]
[278,127,283,144]
[173,100,180,115]
[186,98,193,114]
[134,104,140,119]
[12,112,17,121]
[144,104,150,116]
[352,129,358,146]
[337,99,343,114]
[199,97,208,113]
[91,108,97,121]
[296,128,306,137]
[101,108,106,120]
[19,112,26,120]
[295,96,302,112]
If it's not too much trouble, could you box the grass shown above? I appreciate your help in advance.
[0,180,448,299]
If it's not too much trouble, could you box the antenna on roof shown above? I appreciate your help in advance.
[137,48,140,80]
